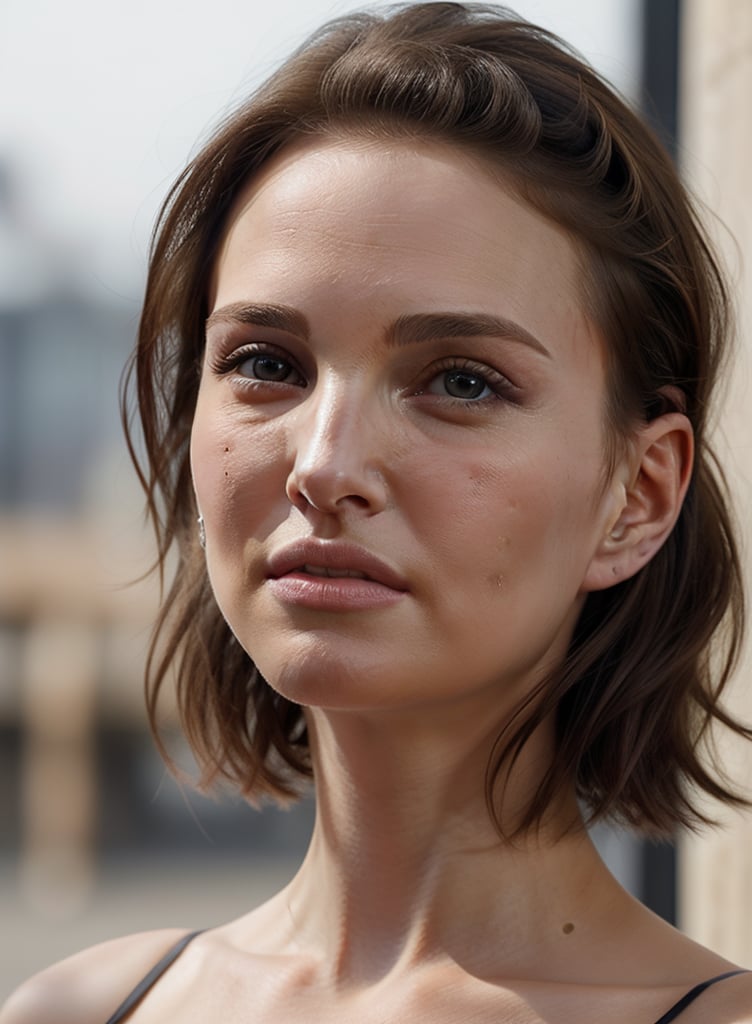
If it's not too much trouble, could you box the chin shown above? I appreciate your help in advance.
[259,661,389,711]
[248,641,418,713]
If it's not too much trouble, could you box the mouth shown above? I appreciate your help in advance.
[266,541,408,610]
[298,564,370,580]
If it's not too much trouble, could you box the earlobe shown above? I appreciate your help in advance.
[583,412,694,592]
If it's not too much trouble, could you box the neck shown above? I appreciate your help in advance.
[279,703,614,988]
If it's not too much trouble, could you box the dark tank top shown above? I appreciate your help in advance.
[104,930,746,1023]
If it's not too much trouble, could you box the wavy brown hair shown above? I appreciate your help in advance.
[123,2,749,834]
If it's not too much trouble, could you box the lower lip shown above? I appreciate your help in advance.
[267,573,406,611]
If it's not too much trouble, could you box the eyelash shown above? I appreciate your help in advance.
[209,343,306,387]
[209,344,516,406]
[413,357,516,407]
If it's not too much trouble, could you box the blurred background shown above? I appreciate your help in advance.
[3,0,749,999]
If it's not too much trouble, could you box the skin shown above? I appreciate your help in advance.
[196,138,620,720]
[4,138,751,1024]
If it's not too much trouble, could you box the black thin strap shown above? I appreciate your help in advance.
[652,969,748,1024]
[104,929,204,1024]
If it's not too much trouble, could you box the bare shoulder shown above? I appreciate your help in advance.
[637,907,752,1022]
[0,928,190,1024]
[694,969,752,1024]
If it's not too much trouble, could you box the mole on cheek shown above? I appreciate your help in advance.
[562,922,575,935]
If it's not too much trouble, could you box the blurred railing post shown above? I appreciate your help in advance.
[20,617,98,914]
[0,513,160,917]
[679,0,752,964]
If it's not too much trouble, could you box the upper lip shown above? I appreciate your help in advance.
[266,540,409,591]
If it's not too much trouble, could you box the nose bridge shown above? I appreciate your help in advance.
[288,370,386,512]
[300,372,361,463]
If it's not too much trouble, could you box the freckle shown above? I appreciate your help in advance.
[562,922,575,935]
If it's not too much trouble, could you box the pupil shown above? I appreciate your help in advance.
[254,357,289,381]
[445,370,485,399]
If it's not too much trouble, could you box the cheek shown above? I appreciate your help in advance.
[428,445,604,595]
[190,401,289,546]
[190,404,236,528]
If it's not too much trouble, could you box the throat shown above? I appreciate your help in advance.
[281,713,597,989]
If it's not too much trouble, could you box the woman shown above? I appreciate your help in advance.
[4,3,751,1021]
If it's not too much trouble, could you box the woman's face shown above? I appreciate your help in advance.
[191,138,623,718]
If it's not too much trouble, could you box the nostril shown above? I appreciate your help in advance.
[286,461,387,517]
[286,475,313,513]
[344,494,371,511]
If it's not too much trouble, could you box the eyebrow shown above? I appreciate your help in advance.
[387,312,551,358]
[205,303,550,358]
[205,302,310,337]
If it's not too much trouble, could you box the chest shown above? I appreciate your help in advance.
[124,961,720,1024]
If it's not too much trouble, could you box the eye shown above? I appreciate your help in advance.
[208,342,307,388]
[410,356,518,411]
[238,353,302,384]
[418,357,515,404]
[428,368,491,401]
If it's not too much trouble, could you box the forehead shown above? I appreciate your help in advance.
[210,136,600,372]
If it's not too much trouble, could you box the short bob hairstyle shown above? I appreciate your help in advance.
[125,1,748,836]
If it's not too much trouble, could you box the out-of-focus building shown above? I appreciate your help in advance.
[0,153,150,899]
[0,160,135,510]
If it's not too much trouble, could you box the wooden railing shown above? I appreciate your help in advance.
[0,514,163,913]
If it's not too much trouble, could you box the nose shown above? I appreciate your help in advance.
[285,378,388,517]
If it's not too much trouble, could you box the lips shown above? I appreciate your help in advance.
[301,564,368,579]
[266,541,408,592]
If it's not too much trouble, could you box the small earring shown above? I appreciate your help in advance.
[197,515,206,550]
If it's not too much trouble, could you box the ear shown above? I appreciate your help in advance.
[583,412,694,592]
